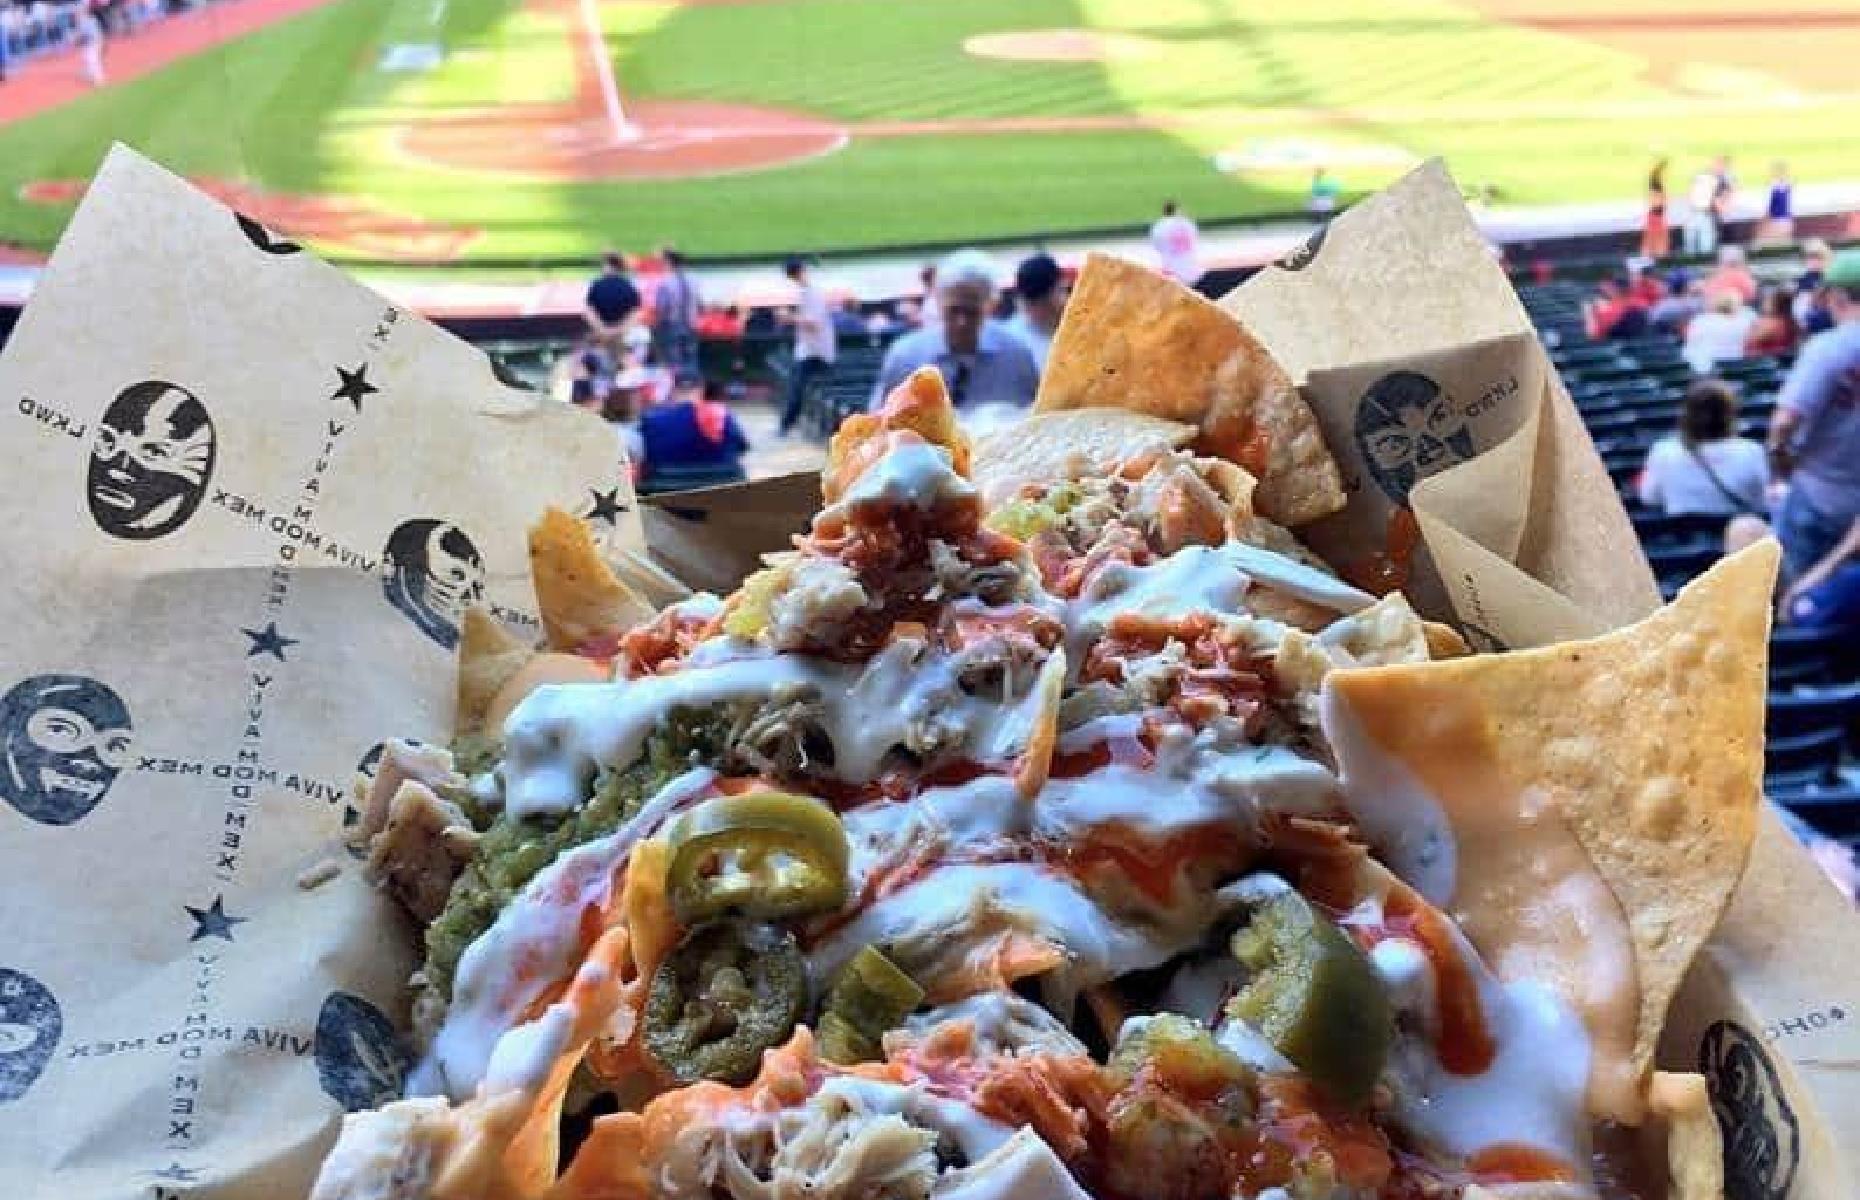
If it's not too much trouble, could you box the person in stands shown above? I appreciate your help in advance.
[1762,162,1795,245]
[1149,199,1203,289]
[1781,515,1860,630]
[1005,252,1067,374]
[1638,379,1767,516]
[1585,274,1651,341]
[1705,244,1758,306]
[636,375,749,488]
[778,255,835,436]
[831,296,869,341]
[872,249,1039,410]
[1683,291,1756,375]
[1307,167,1341,221]
[1648,273,1706,335]
[1625,256,1666,306]
[916,263,940,328]
[1795,240,1834,335]
[1767,249,1860,585]
[1641,158,1670,260]
[651,246,701,380]
[75,2,104,87]
[583,251,641,365]
[1682,161,1721,258]
[1745,288,1799,358]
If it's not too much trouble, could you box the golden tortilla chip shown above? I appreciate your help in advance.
[1327,541,1776,1118]
[484,653,612,733]
[530,508,656,652]
[1035,254,1345,526]
[972,409,1194,508]
[457,606,534,734]
[1422,621,1469,659]
[1647,1071,1723,1200]
[826,367,969,502]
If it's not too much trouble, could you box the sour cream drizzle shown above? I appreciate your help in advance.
[1320,675,1642,1125]
[501,636,1052,820]
[410,768,713,1101]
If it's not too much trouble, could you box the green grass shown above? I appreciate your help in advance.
[0,0,1856,261]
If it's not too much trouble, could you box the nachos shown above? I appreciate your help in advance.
[317,259,1771,1200]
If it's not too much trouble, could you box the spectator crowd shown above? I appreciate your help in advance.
[571,237,1090,491]
[0,0,183,86]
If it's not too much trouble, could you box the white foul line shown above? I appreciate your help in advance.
[577,0,637,144]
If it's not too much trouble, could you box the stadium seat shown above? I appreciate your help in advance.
[1765,728,1848,793]
[1771,783,1860,840]
[1645,538,1719,584]
[1630,510,1729,546]
[1770,626,1855,689]
[637,463,748,495]
[1767,684,1860,741]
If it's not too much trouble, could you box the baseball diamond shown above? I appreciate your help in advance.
[0,0,1856,261]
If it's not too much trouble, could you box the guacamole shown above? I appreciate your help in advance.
[422,707,735,1000]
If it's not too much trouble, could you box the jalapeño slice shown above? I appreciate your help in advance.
[665,790,850,924]
[1228,889,1393,1107]
[643,920,806,1085]
[818,945,924,1064]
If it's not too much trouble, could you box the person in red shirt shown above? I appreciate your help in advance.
[1585,275,1651,340]
[1745,287,1799,357]
[1705,245,1759,306]
[1625,257,1667,307]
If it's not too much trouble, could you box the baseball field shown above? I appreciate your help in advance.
[0,0,1855,263]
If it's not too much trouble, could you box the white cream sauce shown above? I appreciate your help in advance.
[1318,683,1457,904]
[820,745,1336,997]
[1397,977,1591,1168]
[409,768,712,1102]
[1366,921,1592,1172]
[810,861,1173,996]
[501,635,1053,819]
[1068,542,1373,646]
[831,440,977,513]
[1213,1016,1295,1073]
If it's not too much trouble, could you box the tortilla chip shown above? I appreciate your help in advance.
[529,508,656,652]
[1327,541,1776,1114]
[457,606,534,734]
[1422,621,1469,659]
[1646,1071,1723,1200]
[972,409,1194,507]
[826,367,969,502]
[1012,650,1067,800]
[484,653,612,733]
[1035,254,1344,526]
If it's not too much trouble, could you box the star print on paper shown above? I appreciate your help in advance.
[243,622,298,661]
[586,487,629,526]
[185,896,246,943]
[332,364,378,411]
[147,1162,201,1183]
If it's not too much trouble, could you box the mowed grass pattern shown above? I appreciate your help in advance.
[0,0,1855,260]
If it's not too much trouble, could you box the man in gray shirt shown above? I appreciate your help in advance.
[872,249,1040,410]
[1769,249,1860,583]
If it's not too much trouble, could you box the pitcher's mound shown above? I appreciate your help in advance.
[964,29,1160,63]
[399,100,847,182]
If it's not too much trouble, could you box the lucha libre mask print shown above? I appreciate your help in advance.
[1700,1021,1799,1200]
[0,675,134,827]
[1353,371,1475,506]
[380,520,485,651]
[0,969,61,1104]
[87,382,216,541]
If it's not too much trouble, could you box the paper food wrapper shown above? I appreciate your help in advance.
[0,147,642,1197]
